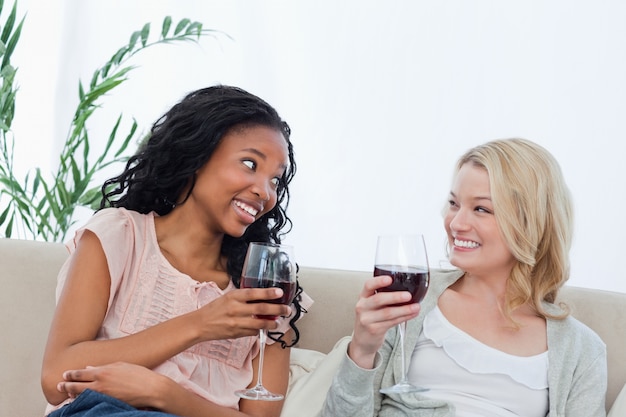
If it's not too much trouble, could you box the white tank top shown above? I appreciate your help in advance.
[407,306,549,417]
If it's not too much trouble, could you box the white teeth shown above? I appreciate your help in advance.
[454,238,479,248]
[235,201,258,217]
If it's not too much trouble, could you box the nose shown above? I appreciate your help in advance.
[252,177,272,202]
[448,208,470,232]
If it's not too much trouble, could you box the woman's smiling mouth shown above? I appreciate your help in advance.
[454,238,480,249]
[234,200,261,222]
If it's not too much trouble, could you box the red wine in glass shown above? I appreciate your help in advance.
[375,234,430,394]
[374,265,429,306]
[240,277,297,320]
[235,242,296,401]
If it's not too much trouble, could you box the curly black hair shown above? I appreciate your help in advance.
[99,85,304,347]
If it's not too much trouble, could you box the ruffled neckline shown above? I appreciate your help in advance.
[422,305,548,389]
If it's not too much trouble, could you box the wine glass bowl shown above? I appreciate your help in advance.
[375,234,430,394]
[240,251,297,320]
[374,264,429,306]
[235,242,296,401]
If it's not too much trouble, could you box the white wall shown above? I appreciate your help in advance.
[10,0,626,293]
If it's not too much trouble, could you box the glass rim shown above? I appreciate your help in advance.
[248,241,294,249]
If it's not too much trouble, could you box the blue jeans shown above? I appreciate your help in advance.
[48,390,179,417]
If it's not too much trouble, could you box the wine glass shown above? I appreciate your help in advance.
[375,234,430,394]
[235,242,297,401]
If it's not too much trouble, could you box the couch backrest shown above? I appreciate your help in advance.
[1,238,625,415]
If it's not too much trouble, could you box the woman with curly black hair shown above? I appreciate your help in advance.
[41,85,312,417]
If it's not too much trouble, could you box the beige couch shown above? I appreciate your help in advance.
[1,238,625,416]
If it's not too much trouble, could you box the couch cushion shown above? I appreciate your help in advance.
[281,336,351,417]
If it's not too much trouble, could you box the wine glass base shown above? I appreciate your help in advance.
[235,387,284,401]
[380,382,428,394]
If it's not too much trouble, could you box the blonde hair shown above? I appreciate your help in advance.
[453,138,573,320]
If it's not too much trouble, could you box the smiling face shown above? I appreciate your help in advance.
[186,125,288,238]
[444,162,516,278]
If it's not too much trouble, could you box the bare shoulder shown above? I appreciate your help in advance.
[58,229,111,312]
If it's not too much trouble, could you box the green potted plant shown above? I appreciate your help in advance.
[0,0,218,241]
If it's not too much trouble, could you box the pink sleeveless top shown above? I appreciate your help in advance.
[45,207,313,414]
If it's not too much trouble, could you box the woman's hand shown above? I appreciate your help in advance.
[57,363,257,417]
[57,362,167,409]
[348,275,420,369]
[191,287,292,342]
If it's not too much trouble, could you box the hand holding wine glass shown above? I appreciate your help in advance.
[375,234,430,394]
[235,242,297,401]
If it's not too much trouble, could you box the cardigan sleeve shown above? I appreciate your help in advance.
[321,347,382,417]
[547,314,607,417]
[563,349,607,417]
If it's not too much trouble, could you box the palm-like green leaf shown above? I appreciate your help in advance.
[140,23,150,46]
[0,1,16,44]
[0,10,221,241]
[174,18,191,35]
[1,15,23,67]
[161,16,172,38]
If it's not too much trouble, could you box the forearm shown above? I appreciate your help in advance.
[154,377,247,417]
[42,311,200,404]
[348,335,382,369]
[51,364,251,417]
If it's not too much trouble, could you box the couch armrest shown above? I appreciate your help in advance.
[0,239,68,417]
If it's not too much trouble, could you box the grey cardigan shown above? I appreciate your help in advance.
[322,269,607,417]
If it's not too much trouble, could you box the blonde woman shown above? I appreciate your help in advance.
[323,138,607,416]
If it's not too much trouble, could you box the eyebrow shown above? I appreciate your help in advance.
[449,191,492,201]
[242,148,288,170]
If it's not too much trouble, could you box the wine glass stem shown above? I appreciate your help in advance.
[256,329,267,388]
[398,321,408,383]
